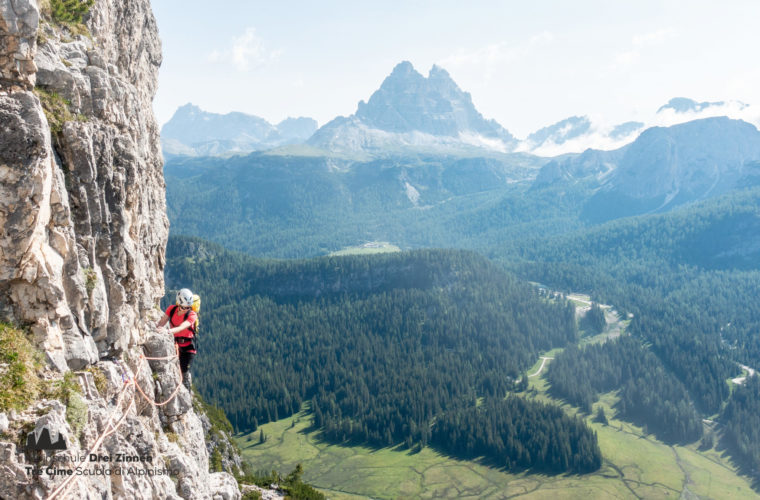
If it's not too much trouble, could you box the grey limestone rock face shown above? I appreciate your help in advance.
[0,352,227,499]
[0,1,241,498]
[1,0,169,368]
[142,333,192,418]
[0,0,39,88]
[209,472,242,500]
[199,410,244,477]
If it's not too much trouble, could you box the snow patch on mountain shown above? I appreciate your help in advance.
[520,98,760,156]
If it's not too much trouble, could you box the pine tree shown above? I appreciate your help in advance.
[595,406,608,425]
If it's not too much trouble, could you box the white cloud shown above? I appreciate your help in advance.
[608,28,677,72]
[652,100,760,129]
[207,27,281,71]
[632,27,676,47]
[517,100,760,156]
[438,31,554,83]
[516,121,644,156]
[611,50,640,69]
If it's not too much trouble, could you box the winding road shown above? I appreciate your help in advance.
[528,356,554,378]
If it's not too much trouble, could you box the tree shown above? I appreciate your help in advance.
[595,406,608,425]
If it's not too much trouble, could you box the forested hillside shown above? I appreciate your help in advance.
[163,152,577,258]
[510,189,760,414]
[165,236,602,472]
[546,337,702,443]
[505,189,760,475]
[163,149,760,482]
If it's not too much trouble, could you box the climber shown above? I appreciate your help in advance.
[156,288,197,392]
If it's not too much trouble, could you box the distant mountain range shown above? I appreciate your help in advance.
[161,61,758,159]
[161,104,317,158]
[531,117,760,222]
[517,97,754,156]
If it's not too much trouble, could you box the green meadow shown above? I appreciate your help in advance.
[329,242,402,256]
[237,351,757,499]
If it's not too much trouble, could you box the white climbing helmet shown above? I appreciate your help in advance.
[176,288,193,307]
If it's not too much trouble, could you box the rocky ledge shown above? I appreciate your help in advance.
[0,0,241,497]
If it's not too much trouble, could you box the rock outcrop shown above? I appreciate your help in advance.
[0,1,241,498]
[308,61,517,154]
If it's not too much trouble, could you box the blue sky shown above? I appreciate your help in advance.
[151,0,760,137]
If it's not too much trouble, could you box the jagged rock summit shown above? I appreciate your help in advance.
[308,61,517,154]
[0,0,241,498]
[161,103,317,158]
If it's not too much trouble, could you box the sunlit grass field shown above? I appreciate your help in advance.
[237,351,757,499]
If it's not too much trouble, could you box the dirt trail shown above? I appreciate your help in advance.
[528,357,554,378]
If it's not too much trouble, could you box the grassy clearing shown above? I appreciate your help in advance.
[235,294,756,498]
[237,351,758,499]
[579,308,629,346]
[566,293,591,308]
[329,242,401,256]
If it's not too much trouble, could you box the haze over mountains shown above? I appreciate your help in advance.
[583,118,760,221]
[535,117,760,221]
[161,103,317,158]
[162,59,760,250]
[161,61,760,159]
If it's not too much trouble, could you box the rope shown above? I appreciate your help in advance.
[133,362,185,407]
[133,343,185,407]
[46,380,133,500]
[46,343,187,500]
[142,352,178,360]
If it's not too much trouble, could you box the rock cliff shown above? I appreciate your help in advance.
[0,0,240,498]
[308,61,517,154]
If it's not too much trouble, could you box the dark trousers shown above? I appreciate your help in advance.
[179,346,195,376]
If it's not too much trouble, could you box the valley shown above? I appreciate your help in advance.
[160,60,760,498]
[4,3,760,499]
[237,349,756,499]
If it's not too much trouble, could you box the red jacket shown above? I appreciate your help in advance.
[166,305,197,352]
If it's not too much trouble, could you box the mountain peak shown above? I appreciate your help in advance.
[390,60,417,76]
[175,102,202,115]
[428,64,451,79]
[582,117,760,221]
[310,61,515,153]
[379,61,425,91]
[161,105,317,157]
